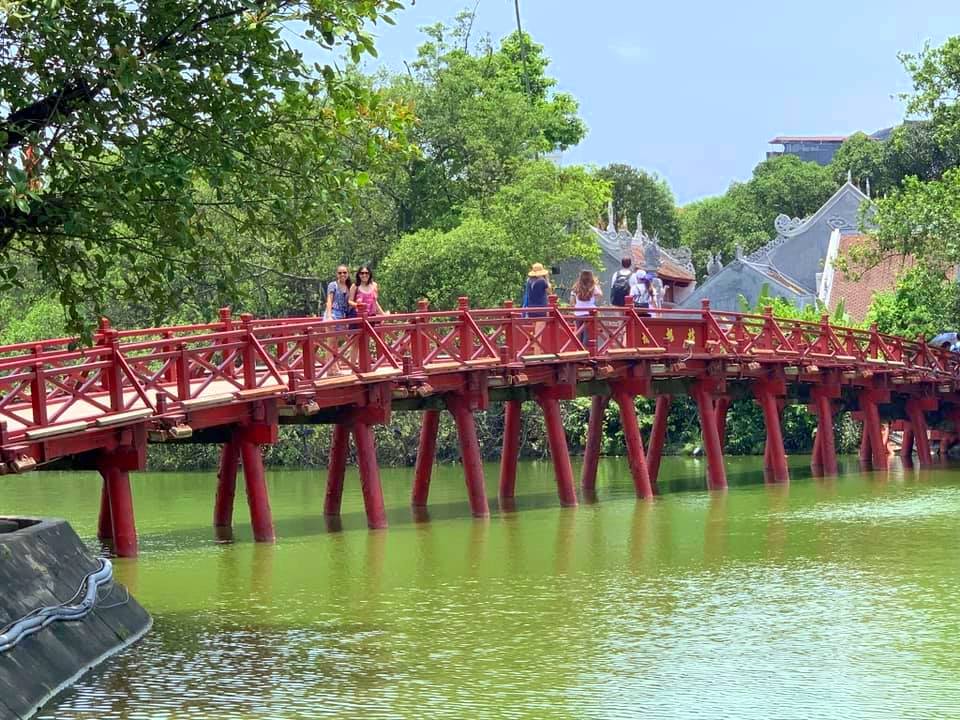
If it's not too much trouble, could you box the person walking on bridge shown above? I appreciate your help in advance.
[570,269,602,346]
[523,262,551,353]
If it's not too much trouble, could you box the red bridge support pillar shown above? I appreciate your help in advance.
[906,399,934,466]
[499,400,523,501]
[612,388,654,499]
[693,382,727,491]
[581,396,608,498]
[97,480,113,542]
[352,422,389,529]
[859,391,888,471]
[858,417,873,467]
[238,435,276,542]
[901,425,915,462]
[98,463,138,558]
[325,423,351,516]
[412,409,441,507]
[647,394,672,490]
[755,382,789,483]
[214,438,240,539]
[813,394,839,477]
[447,396,490,518]
[535,391,578,506]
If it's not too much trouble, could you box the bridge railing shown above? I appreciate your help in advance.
[0,300,957,444]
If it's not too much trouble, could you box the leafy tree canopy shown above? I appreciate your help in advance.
[596,164,680,245]
[390,14,587,232]
[866,265,960,339]
[679,155,837,278]
[380,160,607,311]
[0,0,410,330]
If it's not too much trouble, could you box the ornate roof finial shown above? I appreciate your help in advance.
[635,212,643,239]
[606,200,615,233]
[618,211,628,232]
[707,252,722,276]
[866,177,871,198]
[847,168,852,184]
[735,244,744,260]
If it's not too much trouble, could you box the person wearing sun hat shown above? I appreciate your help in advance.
[522,262,551,352]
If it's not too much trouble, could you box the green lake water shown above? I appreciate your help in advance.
[3,454,960,719]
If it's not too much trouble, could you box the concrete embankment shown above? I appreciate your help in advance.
[0,518,151,720]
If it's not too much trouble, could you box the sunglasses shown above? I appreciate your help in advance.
[359,271,370,275]
[337,271,348,275]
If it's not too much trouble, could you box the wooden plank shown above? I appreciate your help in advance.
[235,383,288,400]
[25,420,90,440]
[95,408,154,427]
[181,393,234,410]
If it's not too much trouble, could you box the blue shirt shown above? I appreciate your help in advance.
[327,281,350,317]
[525,277,549,308]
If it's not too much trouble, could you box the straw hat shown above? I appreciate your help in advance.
[528,262,549,277]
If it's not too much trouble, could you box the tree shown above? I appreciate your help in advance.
[679,155,836,278]
[0,0,409,330]
[380,160,607,311]
[829,132,892,193]
[596,164,680,244]
[390,15,587,232]
[866,265,960,339]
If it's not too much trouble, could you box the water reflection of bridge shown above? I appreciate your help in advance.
[0,298,954,556]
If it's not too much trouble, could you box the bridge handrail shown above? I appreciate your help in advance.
[0,300,954,445]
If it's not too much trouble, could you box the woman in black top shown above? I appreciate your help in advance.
[523,262,551,353]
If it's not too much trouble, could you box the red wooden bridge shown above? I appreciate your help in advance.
[0,297,955,556]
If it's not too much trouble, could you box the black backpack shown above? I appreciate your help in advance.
[610,269,632,306]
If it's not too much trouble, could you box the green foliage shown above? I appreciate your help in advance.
[0,296,66,344]
[866,265,960,339]
[596,164,681,244]
[679,155,837,277]
[736,283,854,326]
[392,17,587,232]
[380,161,607,311]
[0,0,410,331]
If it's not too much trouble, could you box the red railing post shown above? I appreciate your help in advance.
[547,294,560,352]
[241,313,257,389]
[176,342,191,400]
[103,327,123,412]
[302,326,316,382]
[163,330,176,384]
[220,308,235,380]
[412,299,429,370]
[458,296,473,362]
[30,343,48,427]
[357,305,371,373]
[502,300,518,362]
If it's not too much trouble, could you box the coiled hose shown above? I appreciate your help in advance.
[0,559,113,652]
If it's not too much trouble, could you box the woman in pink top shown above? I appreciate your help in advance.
[349,265,385,316]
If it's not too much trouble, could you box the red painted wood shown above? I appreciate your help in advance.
[581,395,608,497]
[499,400,523,499]
[352,422,388,529]
[447,396,490,518]
[612,389,653,499]
[325,423,350,516]
[536,393,578,506]
[239,437,275,542]
[906,399,933,465]
[693,385,727,491]
[101,463,137,557]
[647,394,672,487]
[755,384,789,483]
[214,438,239,530]
[815,395,838,476]
[412,409,440,506]
[97,478,112,542]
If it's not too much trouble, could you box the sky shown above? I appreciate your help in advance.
[344,0,960,205]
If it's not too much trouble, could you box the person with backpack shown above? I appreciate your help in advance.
[610,257,633,307]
